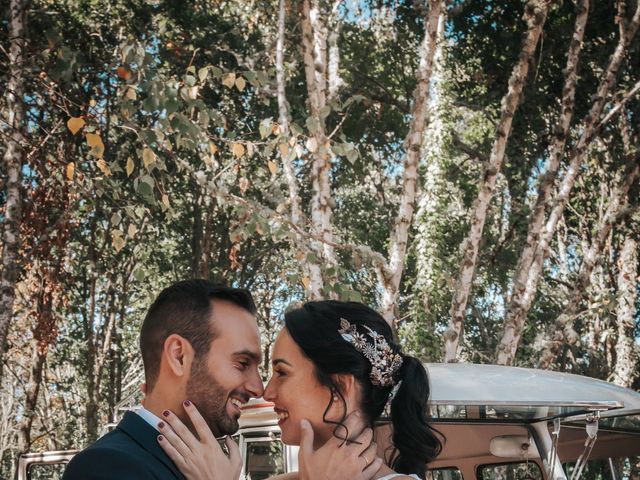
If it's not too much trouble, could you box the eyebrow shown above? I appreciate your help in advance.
[233,350,261,363]
[272,358,292,367]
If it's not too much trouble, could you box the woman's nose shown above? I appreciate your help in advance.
[263,379,275,401]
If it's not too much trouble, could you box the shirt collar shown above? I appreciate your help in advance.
[136,406,163,432]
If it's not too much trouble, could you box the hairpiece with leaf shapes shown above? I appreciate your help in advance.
[338,318,403,387]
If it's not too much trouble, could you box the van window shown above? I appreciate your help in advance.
[245,439,285,480]
[28,463,66,480]
[563,456,640,480]
[426,467,463,480]
[478,461,542,480]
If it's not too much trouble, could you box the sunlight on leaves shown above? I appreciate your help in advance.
[142,148,156,169]
[66,162,75,181]
[232,142,245,158]
[222,72,236,88]
[67,117,85,135]
[86,133,105,158]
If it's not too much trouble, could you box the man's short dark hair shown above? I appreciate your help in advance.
[140,280,256,392]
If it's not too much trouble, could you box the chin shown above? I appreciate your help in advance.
[280,430,301,446]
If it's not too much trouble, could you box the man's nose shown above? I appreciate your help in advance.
[246,369,264,398]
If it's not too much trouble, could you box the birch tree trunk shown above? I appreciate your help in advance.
[495,1,640,365]
[611,233,638,387]
[301,0,338,297]
[377,0,444,324]
[0,0,29,382]
[538,159,640,369]
[276,0,320,297]
[495,0,589,364]
[443,0,551,362]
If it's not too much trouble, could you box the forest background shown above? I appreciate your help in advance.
[0,0,639,477]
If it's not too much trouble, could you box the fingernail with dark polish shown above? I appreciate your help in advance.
[158,422,165,429]
[158,435,164,442]
[184,400,191,407]
[162,410,170,417]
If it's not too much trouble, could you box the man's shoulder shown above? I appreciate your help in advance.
[73,428,139,454]
[62,430,154,479]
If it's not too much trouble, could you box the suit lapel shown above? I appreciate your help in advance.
[118,411,184,479]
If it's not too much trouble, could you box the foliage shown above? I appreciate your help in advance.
[0,0,639,476]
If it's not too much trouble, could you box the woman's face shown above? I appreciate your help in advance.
[263,328,338,447]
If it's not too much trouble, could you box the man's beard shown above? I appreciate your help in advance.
[186,358,240,437]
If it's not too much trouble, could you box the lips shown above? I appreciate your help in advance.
[227,396,248,416]
[274,407,289,425]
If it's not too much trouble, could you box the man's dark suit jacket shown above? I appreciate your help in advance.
[63,411,185,479]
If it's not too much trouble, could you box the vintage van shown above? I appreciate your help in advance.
[17,363,640,480]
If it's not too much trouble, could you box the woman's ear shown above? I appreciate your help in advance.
[332,373,357,401]
[163,334,194,377]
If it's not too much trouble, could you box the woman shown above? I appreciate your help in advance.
[158,301,442,480]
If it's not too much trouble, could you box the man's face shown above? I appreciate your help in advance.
[186,299,263,437]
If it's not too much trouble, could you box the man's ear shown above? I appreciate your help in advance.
[163,334,194,377]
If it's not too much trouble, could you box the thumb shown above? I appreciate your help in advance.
[299,419,315,457]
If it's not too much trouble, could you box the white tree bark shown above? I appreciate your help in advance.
[377,0,444,324]
[0,0,29,381]
[538,159,640,369]
[495,0,640,365]
[444,0,551,362]
[276,0,321,298]
[301,0,337,298]
[611,233,638,387]
[495,0,589,364]
[327,0,344,103]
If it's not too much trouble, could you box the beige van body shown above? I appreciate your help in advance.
[18,364,640,480]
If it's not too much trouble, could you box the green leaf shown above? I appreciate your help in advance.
[290,122,303,136]
[165,98,179,114]
[306,117,321,135]
[259,118,273,139]
[198,67,209,82]
[138,174,154,198]
[319,105,331,119]
[134,267,145,283]
[346,147,359,164]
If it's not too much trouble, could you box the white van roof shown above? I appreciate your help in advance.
[238,364,640,425]
[426,363,640,422]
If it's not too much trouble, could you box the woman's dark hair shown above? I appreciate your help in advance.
[284,300,442,479]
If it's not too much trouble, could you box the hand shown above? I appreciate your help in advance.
[157,400,243,480]
[298,411,382,480]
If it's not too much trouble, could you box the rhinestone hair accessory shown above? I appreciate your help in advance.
[338,318,403,387]
[383,380,402,417]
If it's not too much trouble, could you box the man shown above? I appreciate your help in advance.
[64,279,378,480]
